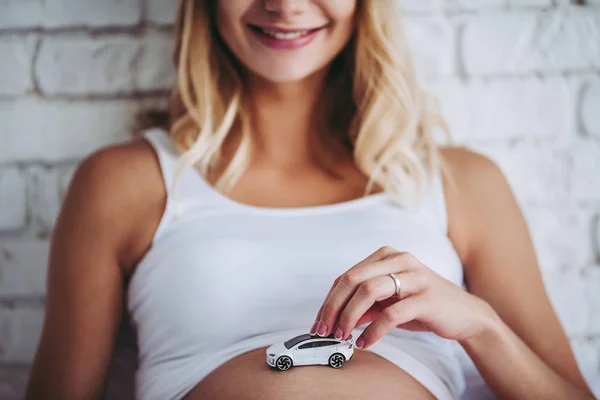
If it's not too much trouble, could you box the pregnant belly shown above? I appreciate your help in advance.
[183,346,437,400]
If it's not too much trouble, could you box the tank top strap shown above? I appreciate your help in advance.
[142,126,234,208]
[141,128,229,243]
[411,164,449,238]
[141,128,180,193]
[430,167,449,236]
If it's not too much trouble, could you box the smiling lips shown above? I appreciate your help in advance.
[261,28,312,39]
[248,24,327,49]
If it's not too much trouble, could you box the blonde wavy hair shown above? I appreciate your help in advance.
[140,0,451,207]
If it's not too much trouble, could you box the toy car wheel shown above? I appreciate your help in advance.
[328,353,345,369]
[275,355,293,371]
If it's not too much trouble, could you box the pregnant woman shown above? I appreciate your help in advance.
[25,0,594,399]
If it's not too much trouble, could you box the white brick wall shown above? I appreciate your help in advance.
[0,0,141,29]
[0,36,36,96]
[0,168,27,232]
[36,34,175,95]
[146,0,178,25]
[462,9,600,74]
[582,78,600,135]
[0,306,44,363]
[431,76,574,141]
[0,0,599,398]
[0,99,154,162]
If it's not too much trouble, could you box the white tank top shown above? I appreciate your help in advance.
[126,128,470,400]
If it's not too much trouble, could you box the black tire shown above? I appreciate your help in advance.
[275,355,293,371]
[328,353,346,369]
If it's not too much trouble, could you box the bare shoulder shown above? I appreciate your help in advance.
[438,146,519,264]
[71,137,163,206]
[62,136,166,270]
[439,146,506,190]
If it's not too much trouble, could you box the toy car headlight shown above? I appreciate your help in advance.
[268,353,276,356]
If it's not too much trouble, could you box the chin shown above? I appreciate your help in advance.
[250,62,327,84]
[258,71,313,83]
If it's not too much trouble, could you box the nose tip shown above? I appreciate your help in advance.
[262,0,309,15]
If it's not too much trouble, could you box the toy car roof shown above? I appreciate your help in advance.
[284,332,353,349]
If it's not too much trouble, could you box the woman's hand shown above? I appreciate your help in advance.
[309,246,501,349]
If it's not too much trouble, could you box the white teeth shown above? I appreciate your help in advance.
[260,28,310,40]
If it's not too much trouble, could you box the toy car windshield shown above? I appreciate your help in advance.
[283,332,353,349]
[284,334,312,349]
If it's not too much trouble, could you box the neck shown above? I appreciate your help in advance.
[241,67,345,169]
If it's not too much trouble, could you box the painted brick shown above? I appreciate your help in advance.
[457,0,553,9]
[397,0,443,13]
[57,165,77,202]
[453,0,506,9]
[0,37,36,96]
[36,34,175,96]
[0,365,30,400]
[397,0,553,13]
[404,16,456,79]
[569,137,600,203]
[27,166,62,237]
[26,164,77,238]
[432,76,572,142]
[523,206,596,272]
[0,0,44,29]
[0,240,50,297]
[146,0,178,25]
[462,9,600,75]
[542,268,591,336]
[581,78,600,138]
[585,266,600,335]
[0,0,140,29]
[0,306,44,363]
[0,168,27,232]
[0,98,143,163]
[507,0,553,6]
[570,337,600,385]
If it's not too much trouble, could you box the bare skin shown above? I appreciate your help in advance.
[186,347,436,400]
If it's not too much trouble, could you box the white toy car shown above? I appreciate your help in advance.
[266,333,354,371]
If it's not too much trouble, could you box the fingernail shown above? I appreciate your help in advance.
[316,320,327,336]
[334,327,343,340]
[356,337,365,349]
[310,320,317,335]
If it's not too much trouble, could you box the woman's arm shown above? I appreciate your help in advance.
[309,146,595,399]
[442,147,595,399]
[24,142,165,399]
